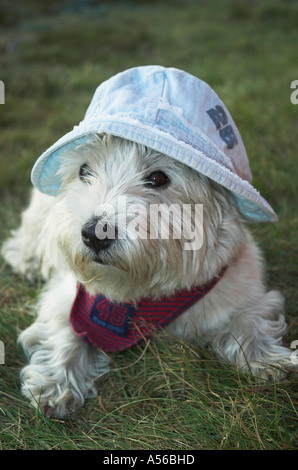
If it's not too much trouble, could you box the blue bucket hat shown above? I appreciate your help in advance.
[31,65,277,222]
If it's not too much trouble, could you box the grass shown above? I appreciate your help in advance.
[0,0,298,450]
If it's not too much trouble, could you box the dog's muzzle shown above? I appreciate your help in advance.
[81,217,117,256]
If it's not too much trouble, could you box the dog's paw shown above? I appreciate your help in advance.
[242,350,297,382]
[20,364,98,418]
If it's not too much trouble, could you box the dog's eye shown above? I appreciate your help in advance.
[145,171,169,188]
[79,164,93,182]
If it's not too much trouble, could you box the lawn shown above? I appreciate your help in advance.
[0,0,297,450]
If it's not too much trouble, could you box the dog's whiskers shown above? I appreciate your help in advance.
[80,274,102,285]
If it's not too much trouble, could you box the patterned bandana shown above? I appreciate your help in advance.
[70,267,227,353]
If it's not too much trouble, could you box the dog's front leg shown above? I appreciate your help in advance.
[18,272,110,418]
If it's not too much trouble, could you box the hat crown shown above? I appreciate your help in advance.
[85,66,252,182]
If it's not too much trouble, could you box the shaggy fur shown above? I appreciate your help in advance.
[2,134,295,417]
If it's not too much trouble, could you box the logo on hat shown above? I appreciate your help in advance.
[207,105,238,149]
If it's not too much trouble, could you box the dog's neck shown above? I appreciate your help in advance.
[70,266,227,352]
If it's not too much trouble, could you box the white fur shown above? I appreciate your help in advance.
[2,134,295,417]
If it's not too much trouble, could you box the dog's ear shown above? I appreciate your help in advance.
[205,178,250,225]
[226,191,253,224]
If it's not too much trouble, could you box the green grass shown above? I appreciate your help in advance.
[0,0,298,450]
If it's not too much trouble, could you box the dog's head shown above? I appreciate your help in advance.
[40,134,244,302]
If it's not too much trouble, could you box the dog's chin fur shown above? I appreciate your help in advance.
[2,134,296,418]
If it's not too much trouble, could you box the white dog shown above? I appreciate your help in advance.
[2,66,295,417]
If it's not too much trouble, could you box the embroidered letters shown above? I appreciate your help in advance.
[206,105,238,149]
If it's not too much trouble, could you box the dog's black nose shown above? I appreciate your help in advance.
[81,219,116,253]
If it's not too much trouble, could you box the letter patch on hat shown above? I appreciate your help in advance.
[207,105,238,149]
[91,295,136,336]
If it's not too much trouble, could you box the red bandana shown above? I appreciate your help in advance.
[70,267,227,353]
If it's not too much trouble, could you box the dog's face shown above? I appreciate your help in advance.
[41,135,243,302]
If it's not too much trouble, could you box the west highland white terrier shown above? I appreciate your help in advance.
[2,66,295,417]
